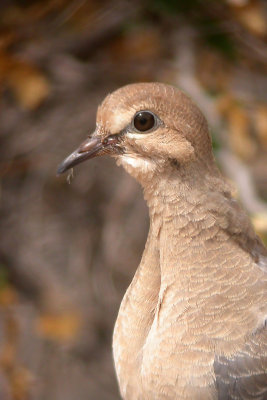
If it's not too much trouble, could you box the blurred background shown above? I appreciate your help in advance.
[0,0,267,399]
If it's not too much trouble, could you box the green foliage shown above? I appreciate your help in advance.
[201,21,237,60]
[150,0,203,14]
[261,234,267,247]
[211,131,221,152]
[148,0,237,60]
[0,264,9,290]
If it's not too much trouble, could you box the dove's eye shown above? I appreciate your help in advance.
[133,111,156,132]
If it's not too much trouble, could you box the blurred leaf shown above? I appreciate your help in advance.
[0,0,67,27]
[150,0,203,14]
[6,59,51,110]
[232,0,267,36]
[0,29,17,52]
[0,53,50,109]
[36,311,81,342]
[1,313,32,400]
[226,0,249,5]
[228,106,254,159]
[205,31,237,59]
[197,49,232,93]
[211,131,221,151]
[0,287,17,306]
[9,367,32,400]
[255,105,267,150]
[252,213,267,233]
[218,95,257,160]
[0,264,9,290]
[110,26,162,63]
[200,17,237,60]
[252,213,267,247]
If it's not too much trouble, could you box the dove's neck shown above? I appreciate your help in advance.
[144,162,221,222]
[143,163,228,287]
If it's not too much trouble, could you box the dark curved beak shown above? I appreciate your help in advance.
[57,135,104,175]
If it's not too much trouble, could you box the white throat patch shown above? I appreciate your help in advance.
[119,155,156,175]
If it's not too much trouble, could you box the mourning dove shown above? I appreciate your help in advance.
[58,83,267,400]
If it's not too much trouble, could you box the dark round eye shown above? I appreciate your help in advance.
[133,111,155,132]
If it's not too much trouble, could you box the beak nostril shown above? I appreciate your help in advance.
[102,135,120,146]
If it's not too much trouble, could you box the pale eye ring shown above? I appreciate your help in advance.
[133,111,156,132]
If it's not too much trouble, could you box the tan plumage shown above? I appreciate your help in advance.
[58,83,267,400]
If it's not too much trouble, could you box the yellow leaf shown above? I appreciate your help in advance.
[6,60,50,110]
[35,311,81,343]
[10,367,32,400]
[110,27,162,63]
[218,96,257,160]
[255,105,267,150]
[232,1,267,36]
[252,213,267,233]
[0,287,17,306]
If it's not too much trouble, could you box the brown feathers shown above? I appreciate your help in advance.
[58,83,267,400]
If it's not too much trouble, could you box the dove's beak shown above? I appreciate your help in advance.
[57,133,123,175]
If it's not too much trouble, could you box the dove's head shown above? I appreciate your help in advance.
[57,83,214,184]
